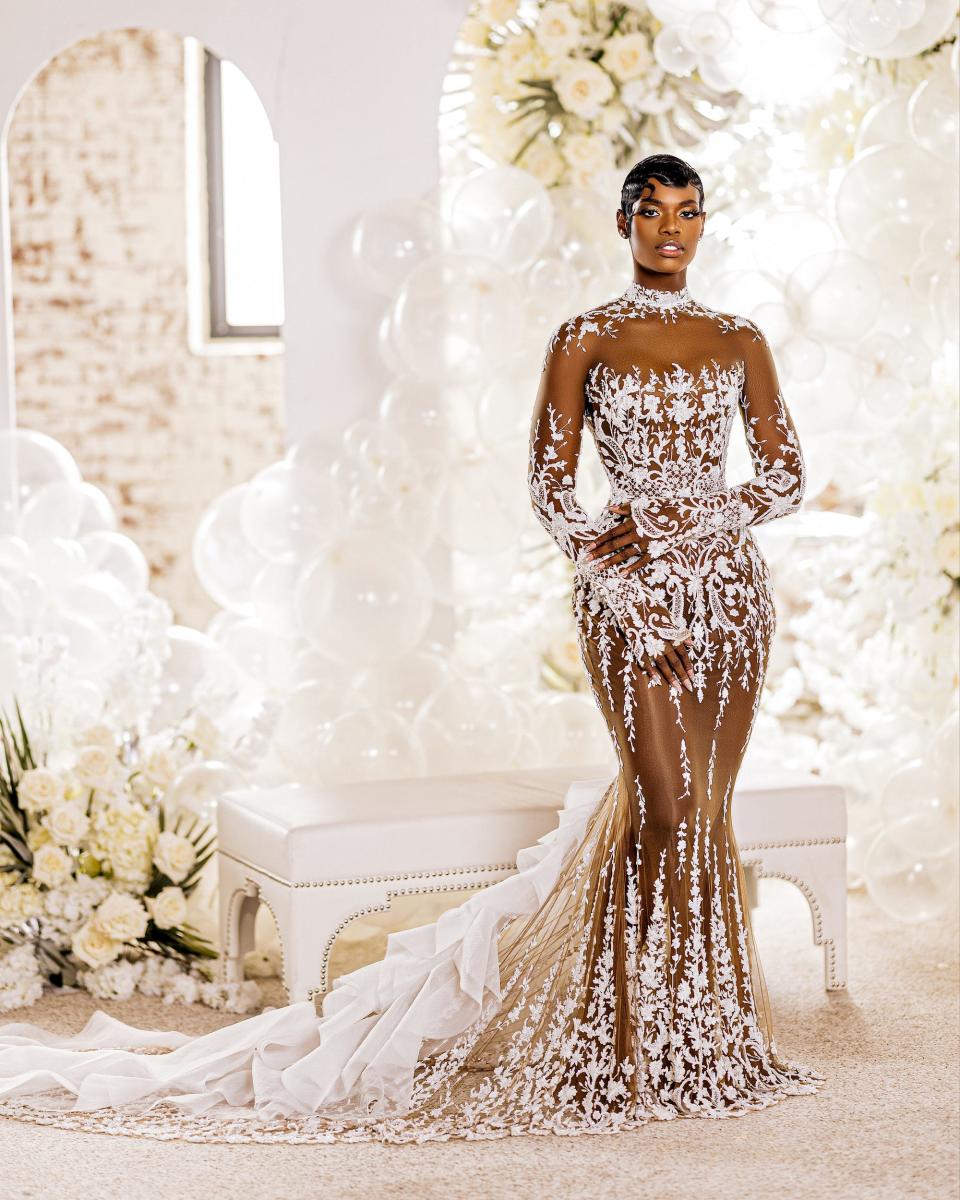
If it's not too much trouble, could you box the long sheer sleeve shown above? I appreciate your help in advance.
[630,321,806,553]
[529,319,690,661]
[527,318,614,567]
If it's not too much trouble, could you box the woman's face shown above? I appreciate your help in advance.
[616,178,705,276]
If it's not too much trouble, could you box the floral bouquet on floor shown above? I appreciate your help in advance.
[0,700,261,1014]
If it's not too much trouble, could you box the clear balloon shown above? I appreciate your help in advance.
[414,678,522,773]
[151,625,240,730]
[834,143,937,256]
[295,533,433,665]
[80,531,150,596]
[350,197,441,296]
[879,757,953,829]
[19,480,116,542]
[348,650,449,719]
[786,250,882,344]
[864,816,958,923]
[907,75,960,159]
[165,760,246,823]
[448,167,554,272]
[304,707,426,784]
[392,253,524,382]
[273,679,340,776]
[193,484,264,614]
[241,460,343,563]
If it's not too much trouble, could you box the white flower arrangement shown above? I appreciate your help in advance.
[0,701,262,1015]
[450,0,745,190]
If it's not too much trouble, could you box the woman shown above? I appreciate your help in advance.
[0,154,824,1143]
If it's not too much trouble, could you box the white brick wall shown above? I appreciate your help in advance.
[7,28,285,627]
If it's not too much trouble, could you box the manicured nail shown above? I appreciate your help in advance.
[684,678,693,692]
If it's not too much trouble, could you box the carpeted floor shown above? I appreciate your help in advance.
[2,880,958,1200]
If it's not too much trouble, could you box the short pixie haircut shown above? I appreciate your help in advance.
[620,154,705,218]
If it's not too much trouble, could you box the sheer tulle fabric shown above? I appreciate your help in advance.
[0,281,824,1143]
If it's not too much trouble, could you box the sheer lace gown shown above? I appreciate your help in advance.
[0,280,824,1143]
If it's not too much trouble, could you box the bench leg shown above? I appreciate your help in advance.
[742,843,848,991]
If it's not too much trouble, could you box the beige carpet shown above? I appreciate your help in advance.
[2,881,958,1200]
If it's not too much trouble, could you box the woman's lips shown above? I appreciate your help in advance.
[656,244,684,257]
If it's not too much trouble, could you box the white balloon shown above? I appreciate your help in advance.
[0,428,81,509]
[295,534,433,665]
[304,707,425,784]
[152,626,240,729]
[864,816,957,923]
[350,198,441,296]
[348,651,449,719]
[216,618,299,690]
[19,480,116,542]
[272,679,342,776]
[241,460,343,563]
[80,531,150,595]
[786,251,882,344]
[166,760,246,823]
[193,484,265,614]
[414,678,522,773]
[448,167,554,272]
[392,254,524,382]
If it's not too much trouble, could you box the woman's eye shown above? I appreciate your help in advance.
[639,209,699,217]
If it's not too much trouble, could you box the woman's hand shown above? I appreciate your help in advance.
[581,502,647,573]
[642,634,696,691]
[584,501,673,574]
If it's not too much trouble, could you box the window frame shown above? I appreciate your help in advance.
[203,49,283,342]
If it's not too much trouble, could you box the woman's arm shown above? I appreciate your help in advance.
[528,319,693,677]
[527,317,616,566]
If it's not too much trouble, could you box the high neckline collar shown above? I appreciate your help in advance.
[623,280,692,310]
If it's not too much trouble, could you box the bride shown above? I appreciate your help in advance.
[0,153,824,1144]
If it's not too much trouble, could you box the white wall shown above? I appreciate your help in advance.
[0,0,466,444]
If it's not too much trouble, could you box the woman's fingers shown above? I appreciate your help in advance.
[585,527,636,559]
[646,643,694,691]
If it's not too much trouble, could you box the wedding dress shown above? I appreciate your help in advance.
[0,279,824,1144]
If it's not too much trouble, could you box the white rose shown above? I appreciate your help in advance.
[485,0,521,24]
[554,60,615,120]
[91,891,149,942]
[18,767,66,814]
[184,713,221,757]
[72,919,122,969]
[534,2,582,56]
[499,33,553,88]
[153,832,196,884]
[620,74,670,116]
[76,723,117,752]
[936,528,960,577]
[43,801,90,848]
[27,824,52,851]
[141,747,179,790]
[32,843,73,888]
[74,745,118,791]
[561,132,616,175]
[146,886,187,930]
[601,32,653,82]
[0,882,42,926]
[520,136,566,187]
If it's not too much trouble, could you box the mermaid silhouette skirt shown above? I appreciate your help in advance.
[0,555,824,1145]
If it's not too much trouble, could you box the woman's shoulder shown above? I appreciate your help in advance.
[688,299,768,348]
[545,291,639,357]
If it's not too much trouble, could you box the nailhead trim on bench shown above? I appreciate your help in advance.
[219,848,518,889]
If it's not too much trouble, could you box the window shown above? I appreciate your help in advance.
[201,48,284,341]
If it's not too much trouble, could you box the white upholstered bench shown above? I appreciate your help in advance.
[216,762,847,1005]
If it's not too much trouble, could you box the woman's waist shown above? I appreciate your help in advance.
[606,463,726,503]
